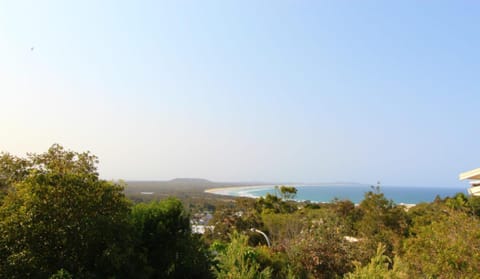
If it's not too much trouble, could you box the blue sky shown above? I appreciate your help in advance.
[1,1,479,187]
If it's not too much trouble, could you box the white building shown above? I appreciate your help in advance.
[459,168,480,196]
[192,225,214,234]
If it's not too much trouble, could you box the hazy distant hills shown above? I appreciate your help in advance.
[126,178,359,191]
[124,178,216,194]
[168,178,215,184]
[123,178,366,196]
[123,178,269,195]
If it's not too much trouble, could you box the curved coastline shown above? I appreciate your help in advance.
[204,184,333,197]
[205,184,423,207]
[204,184,373,202]
[205,185,276,198]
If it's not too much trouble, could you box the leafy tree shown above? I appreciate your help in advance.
[0,144,132,278]
[261,212,305,249]
[49,269,73,279]
[278,186,297,200]
[285,209,357,278]
[443,193,480,217]
[0,152,31,202]
[467,195,480,217]
[256,186,298,214]
[257,194,286,214]
[250,245,301,279]
[212,232,272,279]
[130,198,213,278]
[402,208,480,278]
[205,206,241,242]
[355,187,409,262]
[329,199,359,233]
[205,201,264,245]
[444,192,469,211]
[345,244,407,279]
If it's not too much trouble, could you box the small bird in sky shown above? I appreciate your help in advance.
[30,47,34,51]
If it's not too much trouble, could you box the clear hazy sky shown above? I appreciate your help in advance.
[1,1,479,187]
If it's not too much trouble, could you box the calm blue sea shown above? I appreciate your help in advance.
[219,185,467,204]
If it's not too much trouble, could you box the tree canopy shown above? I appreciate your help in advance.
[130,198,212,278]
[0,144,132,278]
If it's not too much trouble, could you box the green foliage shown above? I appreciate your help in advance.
[443,192,480,217]
[253,186,299,215]
[49,269,73,279]
[3,145,480,278]
[0,152,31,183]
[355,187,409,262]
[262,212,305,248]
[257,194,297,214]
[0,152,31,203]
[345,244,406,279]
[285,209,357,278]
[444,192,469,211]
[130,198,213,278]
[329,199,359,233]
[402,208,480,278]
[254,245,296,279]
[278,186,297,200]
[0,144,132,278]
[212,232,272,279]
[205,201,264,246]
[467,195,480,217]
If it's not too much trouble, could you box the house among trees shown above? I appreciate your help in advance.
[460,167,480,196]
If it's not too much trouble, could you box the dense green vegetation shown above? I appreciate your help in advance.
[1,145,479,278]
[0,145,210,279]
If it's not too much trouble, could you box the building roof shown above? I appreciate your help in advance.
[459,168,480,180]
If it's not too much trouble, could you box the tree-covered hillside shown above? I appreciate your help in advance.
[1,145,478,278]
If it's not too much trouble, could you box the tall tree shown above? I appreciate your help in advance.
[0,144,132,278]
[285,209,357,278]
[130,198,213,279]
[0,152,31,202]
[355,187,409,262]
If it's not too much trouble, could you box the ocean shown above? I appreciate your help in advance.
[209,184,467,205]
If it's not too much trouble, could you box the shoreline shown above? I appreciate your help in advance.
[204,185,276,196]
[205,185,419,207]
[203,183,356,194]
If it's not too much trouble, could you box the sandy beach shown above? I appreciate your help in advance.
[204,185,276,197]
